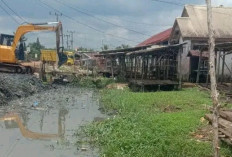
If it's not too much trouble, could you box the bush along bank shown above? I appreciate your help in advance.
[76,88,232,157]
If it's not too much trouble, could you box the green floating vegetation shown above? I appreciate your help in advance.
[77,88,232,157]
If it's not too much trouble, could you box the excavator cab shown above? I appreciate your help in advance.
[57,47,68,67]
[0,34,14,46]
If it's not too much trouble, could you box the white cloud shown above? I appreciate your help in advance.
[6,0,228,49]
[212,0,232,6]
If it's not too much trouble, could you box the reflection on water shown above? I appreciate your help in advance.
[0,86,104,157]
[0,108,67,140]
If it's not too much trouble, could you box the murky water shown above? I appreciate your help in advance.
[0,86,104,157]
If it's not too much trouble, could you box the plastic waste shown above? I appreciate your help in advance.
[33,101,39,107]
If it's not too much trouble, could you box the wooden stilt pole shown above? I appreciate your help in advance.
[141,55,145,80]
[134,56,137,80]
[221,51,225,83]
[151,55,154,79]
[145,55,149,79]
[111,57,114,78]
[206,59,210,87]
[206,0,220,156]
[178,48,182,89]
[230,62,232,92]
[217,51,221,82]
[196,50,202,83]
[130,57,133,79]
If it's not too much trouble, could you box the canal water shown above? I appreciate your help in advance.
[0,86,104,157]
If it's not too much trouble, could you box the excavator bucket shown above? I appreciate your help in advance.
[56,22,68,67]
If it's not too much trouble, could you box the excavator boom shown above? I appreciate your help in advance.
[12,24,59,53]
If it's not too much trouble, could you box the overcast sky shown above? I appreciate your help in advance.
[0,0,231,50]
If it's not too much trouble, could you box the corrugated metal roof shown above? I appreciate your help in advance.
[172,5,232,39]
[99,45,151,54]
[127,43,187,56]
[97,43,186,57]
[137,28,172,47]
[187,50,209,58]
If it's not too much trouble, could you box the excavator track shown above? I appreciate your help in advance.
[0,62,34,74]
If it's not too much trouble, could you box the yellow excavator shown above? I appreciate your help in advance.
[0,22,67,74]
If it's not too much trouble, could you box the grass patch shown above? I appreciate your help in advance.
[71,76,114,88]
[100,88,211,113]
[77,88,232,157]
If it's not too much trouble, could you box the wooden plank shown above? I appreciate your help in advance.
[220,111,232,122]
[205,114,232,137]
[129,79,179,86]
[221,138,232,145]
[219,128,231,138]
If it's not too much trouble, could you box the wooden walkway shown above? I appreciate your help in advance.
[129,79,179,86]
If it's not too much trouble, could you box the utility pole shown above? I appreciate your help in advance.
[102,39,104,48]
[64,34,70,50]
[206,0,220,157]
[49,11,62,22]
[67,31,75,50]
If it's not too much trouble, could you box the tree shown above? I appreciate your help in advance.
[77,47,94,52]
[115,44,130,50]
[101,44,109,51]
[28,38,45,60]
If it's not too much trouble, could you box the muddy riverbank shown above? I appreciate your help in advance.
[0,86,105,157]
[0,73,46,106]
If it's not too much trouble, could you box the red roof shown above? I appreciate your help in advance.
[137,28,172,47]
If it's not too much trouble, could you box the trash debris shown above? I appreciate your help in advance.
[81,147,87,151]
[33,101,39,107]
[163,105,181,113]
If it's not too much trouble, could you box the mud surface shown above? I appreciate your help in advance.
[0,86,105,157]
[0,73,45,106]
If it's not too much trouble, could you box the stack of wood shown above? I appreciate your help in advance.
[205,109,232,145]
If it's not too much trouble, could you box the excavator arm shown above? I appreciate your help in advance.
[13,22,67,67]
[12,23,60,53]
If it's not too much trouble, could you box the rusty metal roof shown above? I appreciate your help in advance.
[172,5,232,40]
[137,28,172,47]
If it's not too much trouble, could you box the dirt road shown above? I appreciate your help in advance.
[0,86,104,157]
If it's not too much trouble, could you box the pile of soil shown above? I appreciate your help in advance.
[0,73,45,105]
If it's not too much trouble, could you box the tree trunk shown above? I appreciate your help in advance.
[206,0,220,157]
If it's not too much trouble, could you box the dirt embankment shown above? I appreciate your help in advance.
[0,73,45,105]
